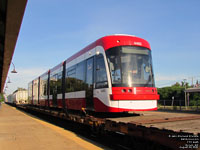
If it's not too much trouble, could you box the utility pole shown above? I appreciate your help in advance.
[183,79,187,110]
[189,76,194,87]
[192,77,193,87]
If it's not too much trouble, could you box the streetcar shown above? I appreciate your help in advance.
[28,34,159,112]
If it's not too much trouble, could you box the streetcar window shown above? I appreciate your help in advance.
[86,58,93,86]
[67,67,76,76]
[49,67,63,95]
[66,66,76,92]
[33,79,38,100]
[28,82,32,102]
[66,61,87,92]
[106,47,122,85]
[40,75,48,98]
[76,61,86,91]
[50,74,57,95]
[57,72,62,94]
[106,46,155,87]
[43,80,48,96]
[95,54,108,88]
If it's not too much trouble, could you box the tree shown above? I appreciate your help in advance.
[158,82,200,106]
[158,82,187,106]
[0,93,5,102]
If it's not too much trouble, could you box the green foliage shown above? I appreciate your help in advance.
[158,84,185,100]
[158,82,200,106]
[189,94,200,106]
[0,93,5,102]
[158,82,189,100]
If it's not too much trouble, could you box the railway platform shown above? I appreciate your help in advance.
[0,104,107,150]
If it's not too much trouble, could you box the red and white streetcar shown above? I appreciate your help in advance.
[28,34,159,113]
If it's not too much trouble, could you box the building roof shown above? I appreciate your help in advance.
[185,87,200,93]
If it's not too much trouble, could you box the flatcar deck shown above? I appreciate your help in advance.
[108,111,200,134]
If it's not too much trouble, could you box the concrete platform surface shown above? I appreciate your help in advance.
[0,104,108,150]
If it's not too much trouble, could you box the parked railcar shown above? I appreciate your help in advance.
[7,94,14,104]
[7,88,28,105]
[13,89,28,104]
[28,35,159,112]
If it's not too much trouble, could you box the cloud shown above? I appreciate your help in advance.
[155,74,188,87]
[155,74,186,81]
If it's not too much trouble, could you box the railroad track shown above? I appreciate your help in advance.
[15,104,200,150]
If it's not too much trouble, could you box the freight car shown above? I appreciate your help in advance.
[28,35,159,113]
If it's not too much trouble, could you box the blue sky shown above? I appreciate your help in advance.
[5,0,200,94]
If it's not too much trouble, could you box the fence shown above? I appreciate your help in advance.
[158,99,200,111]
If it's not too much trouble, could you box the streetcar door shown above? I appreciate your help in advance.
[52,74,58,107]
[86,57,94,110]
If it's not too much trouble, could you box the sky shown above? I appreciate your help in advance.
[5,0,200,94]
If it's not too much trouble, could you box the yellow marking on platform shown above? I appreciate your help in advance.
[15,107,106,150]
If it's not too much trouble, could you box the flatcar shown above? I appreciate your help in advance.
[28,34,159,112]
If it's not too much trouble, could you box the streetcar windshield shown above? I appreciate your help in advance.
[106,46,155,87]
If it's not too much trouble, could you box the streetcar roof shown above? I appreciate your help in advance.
[65,34,151,64]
